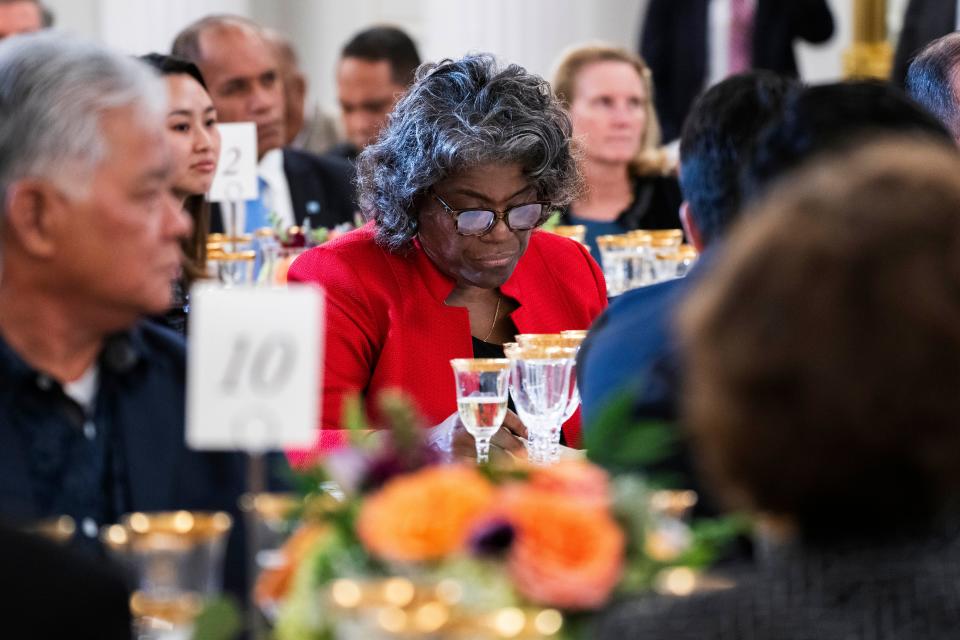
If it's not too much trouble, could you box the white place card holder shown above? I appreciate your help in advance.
[186,282,324,452]
[207,122,258,203]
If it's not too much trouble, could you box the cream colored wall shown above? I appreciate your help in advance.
[43,0,914,111]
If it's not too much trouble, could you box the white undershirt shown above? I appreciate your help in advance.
[63,364,99,417]
[707,0,758,88]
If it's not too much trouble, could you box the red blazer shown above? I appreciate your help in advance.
[288,223,607,457]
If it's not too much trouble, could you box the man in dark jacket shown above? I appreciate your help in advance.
[640,0,833,141]
[173,16,356,233]
[0,33,272,607]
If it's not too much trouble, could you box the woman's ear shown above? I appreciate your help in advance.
[4,179,63,258]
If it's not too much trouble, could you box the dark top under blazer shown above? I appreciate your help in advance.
[210,147,357,232]
[640,0,834,140]
[560,174,683,231]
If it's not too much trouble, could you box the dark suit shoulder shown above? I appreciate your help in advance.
[283,146,356,198]
[283,147,357,227]
[285,146,353,178]
[603,276,685,325]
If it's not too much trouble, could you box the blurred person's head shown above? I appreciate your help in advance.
[172,15,283,159]
[745,81,952,202]
[0,34,189,330]
[337,25,420,152]
[681,140,960,541]
[140,53,220,285]
[263,28,307,147]
[552,44,663,174]
[906,32,960,142]
[0,0,44,39]
[358,54,578,290]
[678,71,796,249]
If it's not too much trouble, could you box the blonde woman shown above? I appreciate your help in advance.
[552,45,681,257]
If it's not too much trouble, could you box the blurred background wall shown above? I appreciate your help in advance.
[44,0,911,113]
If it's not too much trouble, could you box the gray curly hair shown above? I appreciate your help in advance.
[357,53,581,250]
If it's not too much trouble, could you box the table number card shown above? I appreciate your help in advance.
[207,122,258,203]
[186,283,323,451]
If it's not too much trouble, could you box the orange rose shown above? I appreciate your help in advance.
[501,486,624,610]
[254,523,327,606]
[357,465,495,562]
[525,459,612,509]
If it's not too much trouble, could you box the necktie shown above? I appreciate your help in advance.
[245,176,271,232]
[729,0,754,75]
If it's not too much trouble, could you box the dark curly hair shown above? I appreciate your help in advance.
[356,53,581,250]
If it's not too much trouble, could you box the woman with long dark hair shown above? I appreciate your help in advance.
[141,53,220,334]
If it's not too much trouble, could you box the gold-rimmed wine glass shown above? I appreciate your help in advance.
[450,358,511,464]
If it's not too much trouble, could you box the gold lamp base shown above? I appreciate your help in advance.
[843,41,893,80]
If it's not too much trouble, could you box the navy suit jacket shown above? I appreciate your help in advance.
[578,260,725,516]
[641,0,834,140]
[211,147,356,232]
[0,322,288,604]
[893,0,957,86]
[579,277,685,428]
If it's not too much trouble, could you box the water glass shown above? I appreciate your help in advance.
[209,250,256,286]
[450,359,511,464]
[550,224,587,246]
[515,335,585,462]
[507,346,575,465]
[101,511,232,638]
[597,235,631,296]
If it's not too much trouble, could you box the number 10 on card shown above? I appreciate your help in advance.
[186,283,324,451]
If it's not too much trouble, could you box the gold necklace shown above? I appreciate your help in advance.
[482,294,503,343]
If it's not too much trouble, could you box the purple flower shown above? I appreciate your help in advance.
[469,519,516,557]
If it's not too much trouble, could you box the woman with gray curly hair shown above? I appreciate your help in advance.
[289,54,606,460]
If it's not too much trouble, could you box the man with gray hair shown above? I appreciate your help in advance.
[0,33,253,597]
[906,32,960,143]
[173,15,356,233]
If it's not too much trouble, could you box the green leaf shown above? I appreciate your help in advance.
[191,596,243,640]
[341,394,369,434]
[308,227,329,246]
[585,391,677,470]
[540,210,562,231]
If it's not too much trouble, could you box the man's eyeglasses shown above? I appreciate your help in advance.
[429,189,551,237]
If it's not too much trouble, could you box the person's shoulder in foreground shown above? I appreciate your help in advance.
[578,276,687,425]
[593,524,960,640]
[1,523,133,640]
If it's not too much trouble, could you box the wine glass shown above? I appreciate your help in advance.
[449,358,511,464]
[516,334,585,461]
[507,345,575,465]
[101,511,233,638]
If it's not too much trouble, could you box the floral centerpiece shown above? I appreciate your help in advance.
[256,392,743,639]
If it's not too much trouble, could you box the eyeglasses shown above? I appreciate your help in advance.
[429,189,551,237]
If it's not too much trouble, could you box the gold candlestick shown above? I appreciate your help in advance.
[844,0,893,79]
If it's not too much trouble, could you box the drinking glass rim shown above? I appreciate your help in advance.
[450,358,511,372]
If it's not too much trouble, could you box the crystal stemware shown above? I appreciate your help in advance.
[450,358,511,464]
